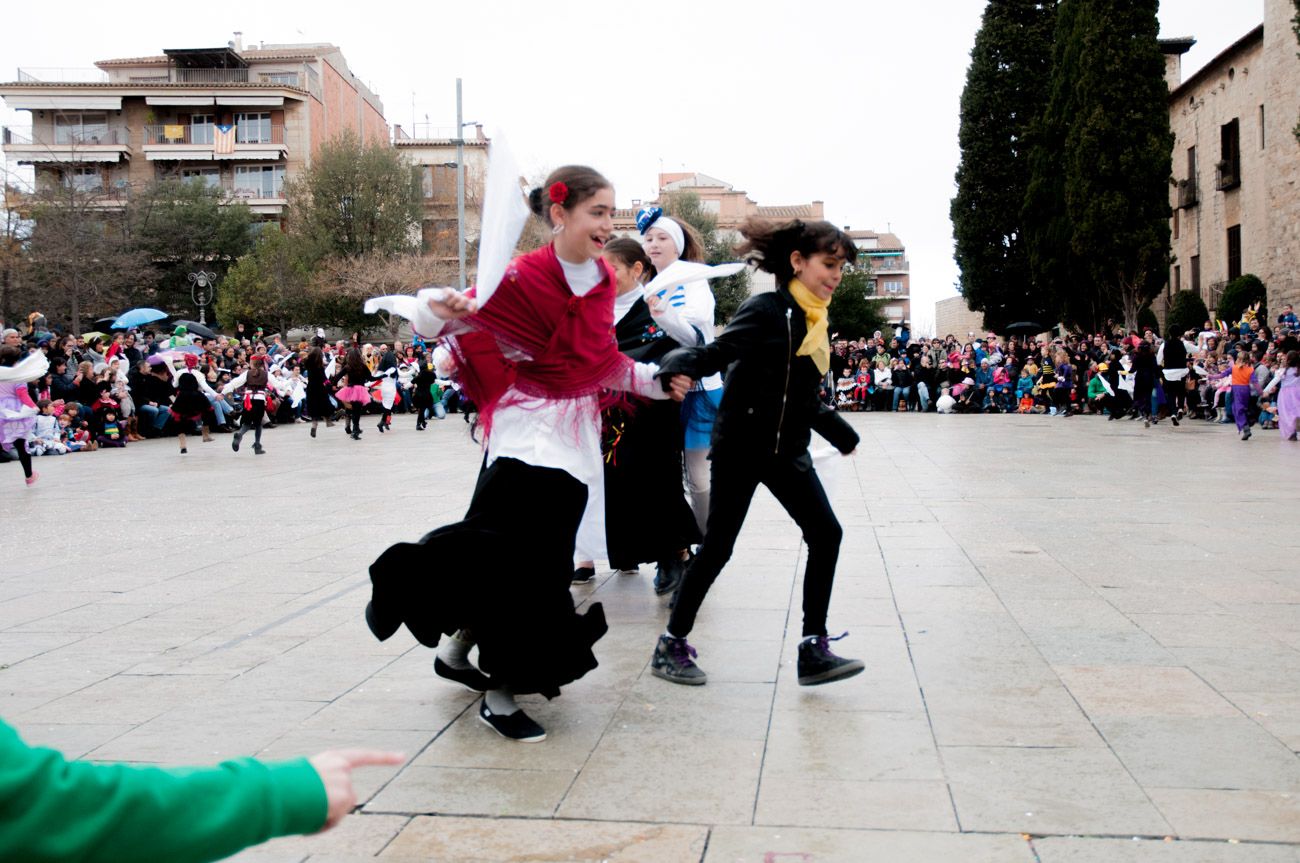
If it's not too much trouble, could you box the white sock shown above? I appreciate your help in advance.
[437,630,473,669]
[664,630,681,641]
[484,687,519,715]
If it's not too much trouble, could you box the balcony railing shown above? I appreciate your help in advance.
[1176,177,1198,208]
[872,258,910,272]
[1215,161,1241,192]
[3,126,128,147]
[16,66,109,83]
[144,124,284,146]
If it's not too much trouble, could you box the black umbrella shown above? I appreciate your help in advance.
[171,320,217,340]
[1004,321,1044,336]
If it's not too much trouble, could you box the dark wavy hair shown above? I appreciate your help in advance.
[602,237,651,275]
[527,166,611,226]
[735,219,857,288]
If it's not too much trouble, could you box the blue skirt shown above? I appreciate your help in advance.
[681,387,722,451]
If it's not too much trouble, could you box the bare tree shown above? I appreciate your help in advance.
[20,160,156,334]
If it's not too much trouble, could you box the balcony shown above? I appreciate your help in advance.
[1215,161,1241,192]
[142,124,286,160]
[2,125,130,164]
[1176,177,1198,208]
[16,67,109,83]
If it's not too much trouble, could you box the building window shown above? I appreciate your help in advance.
[1172,208,1179,240]
[422,165,456,201]
[63,166,102,192]
[1191,255,1201,296]
[54,112,108,144]
[867,279,878,295]
[235,112,273,144]
[1227,225,1242,281]
[1187,145,1196,180]
[1217,119,1241,190]
[1174,264,1181,293]
[182,166,221,190]
[191,114,214,145]
[233,164,285,198]
[1259,104,1265,149]
[884,280,904,294]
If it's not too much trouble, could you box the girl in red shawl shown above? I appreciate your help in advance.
[365,166,689,743]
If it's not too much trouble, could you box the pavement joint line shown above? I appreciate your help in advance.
[208,580,364,652]
[748,532,803,827]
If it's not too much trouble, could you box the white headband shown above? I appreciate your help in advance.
[645,216,685,256]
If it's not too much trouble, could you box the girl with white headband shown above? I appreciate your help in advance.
[638,207,722,553]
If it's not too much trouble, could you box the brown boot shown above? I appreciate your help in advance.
[126,416,145,442]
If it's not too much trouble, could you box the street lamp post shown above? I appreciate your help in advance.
[188,270,217,325]
[453,78,478,292]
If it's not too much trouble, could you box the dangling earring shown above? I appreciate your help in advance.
[552,223,565,235]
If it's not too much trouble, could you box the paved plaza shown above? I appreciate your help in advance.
[2,412,1299,862]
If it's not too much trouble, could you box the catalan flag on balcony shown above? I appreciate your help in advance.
[214,124,236,155]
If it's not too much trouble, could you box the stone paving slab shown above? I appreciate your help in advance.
[3,412,1300,860]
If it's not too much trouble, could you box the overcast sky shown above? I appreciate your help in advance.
[1,0,1267,333]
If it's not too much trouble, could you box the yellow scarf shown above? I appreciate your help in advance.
[788,278,830,374]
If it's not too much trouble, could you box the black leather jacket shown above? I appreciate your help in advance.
[657,287,859,461]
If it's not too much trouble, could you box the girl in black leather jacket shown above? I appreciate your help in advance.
[649,219,864,688]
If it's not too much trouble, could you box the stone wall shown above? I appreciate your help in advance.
[1168,0,1300,320]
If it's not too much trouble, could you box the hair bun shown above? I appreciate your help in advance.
[527,186,547,217]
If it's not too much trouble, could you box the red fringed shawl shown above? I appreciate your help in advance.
[448,244,635,435]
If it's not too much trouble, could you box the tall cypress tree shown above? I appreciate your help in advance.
[1025,0,1173,331]
[1063,0,1173,331]
[951,0,1057,332]
[1023,0,1083,329]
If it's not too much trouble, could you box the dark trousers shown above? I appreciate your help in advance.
[668,452,842,639]
[237,400,265,445]
[1160,378,1187,418]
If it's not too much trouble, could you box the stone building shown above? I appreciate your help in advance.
[392,124,488,261]
[934,296,987,342]
[1163,0,1300,320]
[0,35,387,224]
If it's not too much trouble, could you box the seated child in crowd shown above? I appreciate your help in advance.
[58,413,89,452]
[96,408,126,448]
[27,400,68,456]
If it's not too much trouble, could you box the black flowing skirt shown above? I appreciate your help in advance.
[366,456,607,698]
[306,382,333,419]
[602,401,701,570]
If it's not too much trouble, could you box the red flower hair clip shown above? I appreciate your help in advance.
[548,181,569,204]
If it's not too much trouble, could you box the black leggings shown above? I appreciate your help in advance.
[350,402,364,432]
[669,453,842,639]
[12,438,32,479]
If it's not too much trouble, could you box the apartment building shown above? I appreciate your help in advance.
[1,35,387,221]
[1162,0,1300,317]
[847,229,911,325]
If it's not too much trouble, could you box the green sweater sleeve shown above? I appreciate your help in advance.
[0,718,328,863]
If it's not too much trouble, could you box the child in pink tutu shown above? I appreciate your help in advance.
[335,348,374,441]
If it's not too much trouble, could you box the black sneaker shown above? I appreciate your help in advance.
[571,566,596,585]
[434,656,490,693]
[231,432,242,452]
[253,443,266,455]
[654,554,688,596]
[1170,414,1180,427]
[650,635,707,685]
[478,699,546,743]
[797,633,865,686]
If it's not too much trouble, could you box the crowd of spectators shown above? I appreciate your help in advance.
[1,317,469,464]
[825,304,1300,438]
